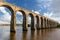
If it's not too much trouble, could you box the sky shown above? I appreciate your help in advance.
[0,0,60,24]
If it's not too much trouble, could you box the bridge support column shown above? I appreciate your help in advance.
[48,20,50,28]
[47,19,49,28]
[36,18,40,30]
[41,17,44,29]
[43,18,45,28]
[46,19,48,28]
[49,21,50,28]
[23,15,28,31]
[50,21,51,28]
[46,19,47,28]
[10,12,16,32]
[31,16,35,30]
[44,18,46,28]
[51,22,52,28]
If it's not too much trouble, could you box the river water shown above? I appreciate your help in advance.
[0,26,60,40]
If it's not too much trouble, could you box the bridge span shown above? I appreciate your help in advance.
[0,1,59,32]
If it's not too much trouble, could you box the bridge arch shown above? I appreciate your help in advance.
[28,13,35,30]
[44,18,46,28]
[47,19,49,28]
[0,5,14,13]
[35,15,40,30]
[0,4,16,32]
[40,17,43,29]
[16,10,28,31]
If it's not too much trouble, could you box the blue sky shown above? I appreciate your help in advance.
[0,0,60,24]
[4,0,52,15]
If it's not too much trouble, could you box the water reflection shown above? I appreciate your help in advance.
[10,32,16,40]
[22,31,28,40]
[30,30,36,40]
[0,26,60,40]
[36,30,41,40]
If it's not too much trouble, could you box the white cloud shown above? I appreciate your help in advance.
[43,0,60,23]
[0,7,24,24]
[0,7,8,14]
[16,11,22,15]
[43,12,60,23]
[32,10,40,14]
[16,11,23,24]
[43,12,53,17]
[36,0,52,8]
[0,7,11,24]
[36,0,60,23]
[28,16,31,24]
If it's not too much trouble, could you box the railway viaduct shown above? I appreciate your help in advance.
[0,1,59,32]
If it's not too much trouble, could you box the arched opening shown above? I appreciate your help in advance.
[49,21,51,28]
[41,17,43,29]
[46,19,48,28]
[35,15,40,30]
[16,10,27,31]
[0,5,13,39]
[44,18,46,28]
[28,13,35,30]
[50,21,52,28]
[48,20,50,28]
[1,5,16,32]
[28,15,31,30]
[47,19,50,28]
[47,19,49,28]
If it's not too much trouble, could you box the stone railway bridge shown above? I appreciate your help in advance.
[0,2,59,32]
